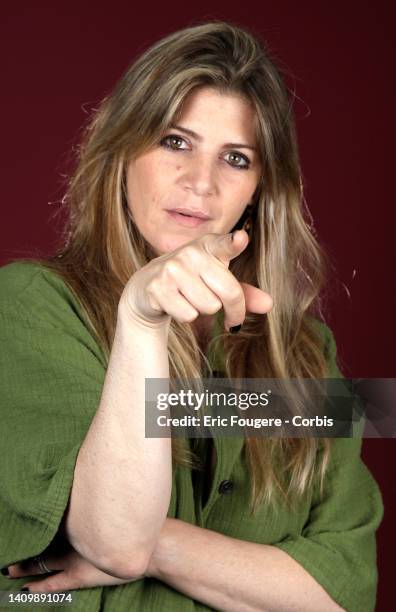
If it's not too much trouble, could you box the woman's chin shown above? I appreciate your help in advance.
[147,224,228,256]
[150,235,198,255]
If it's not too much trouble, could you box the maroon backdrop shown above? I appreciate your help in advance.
[1,2,394,609]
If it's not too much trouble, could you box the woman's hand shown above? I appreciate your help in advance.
[4,545,138,592]
[119,229,273,331]
[3,517,176,592]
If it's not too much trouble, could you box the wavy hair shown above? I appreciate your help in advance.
[23,21,335,514]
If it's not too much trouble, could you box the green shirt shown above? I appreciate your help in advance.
[0,262,383,612]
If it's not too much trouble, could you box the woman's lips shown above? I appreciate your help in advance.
[166,210,209,228]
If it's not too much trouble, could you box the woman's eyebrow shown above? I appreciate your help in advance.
[169,123,257,152]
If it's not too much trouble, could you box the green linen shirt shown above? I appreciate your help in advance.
[0,262,383,612]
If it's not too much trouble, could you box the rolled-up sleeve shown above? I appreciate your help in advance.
[0,264,107,571]
[274,323,384,612]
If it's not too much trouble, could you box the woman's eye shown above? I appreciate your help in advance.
[224,152,250,169]
[160,135,188,150]
[159,137,250,169]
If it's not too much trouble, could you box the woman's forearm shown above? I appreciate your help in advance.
[63,307,172,579]
[148,519,345,612]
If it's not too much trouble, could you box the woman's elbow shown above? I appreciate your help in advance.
[95,548,151,581]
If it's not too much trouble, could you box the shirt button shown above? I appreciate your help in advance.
[218,479,234,494]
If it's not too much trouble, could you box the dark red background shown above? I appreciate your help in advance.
[1,2,394,609]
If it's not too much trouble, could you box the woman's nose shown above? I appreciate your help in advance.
[181,153,217,197]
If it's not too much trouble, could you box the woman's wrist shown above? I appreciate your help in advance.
[116,301,171,341]
[145,518,178,580]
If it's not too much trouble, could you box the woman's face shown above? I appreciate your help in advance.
[126,86,261,255]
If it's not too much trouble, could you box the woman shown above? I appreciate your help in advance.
[0,21,383,612]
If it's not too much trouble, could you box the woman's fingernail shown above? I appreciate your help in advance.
[229,324,242,334]
[1,567,9,576]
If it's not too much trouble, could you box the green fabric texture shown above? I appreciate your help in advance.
[0,262,383,612]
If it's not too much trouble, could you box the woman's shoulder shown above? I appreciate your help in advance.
[305,314,342,378]
[0,260,88,331]
[0,259,107,366]
[0,260,42,298]
[0,260,75,309]
[305,314,336,351]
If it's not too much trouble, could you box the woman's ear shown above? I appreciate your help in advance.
[230,203,254,235]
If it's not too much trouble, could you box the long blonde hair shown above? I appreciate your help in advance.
[19,21,336,514]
